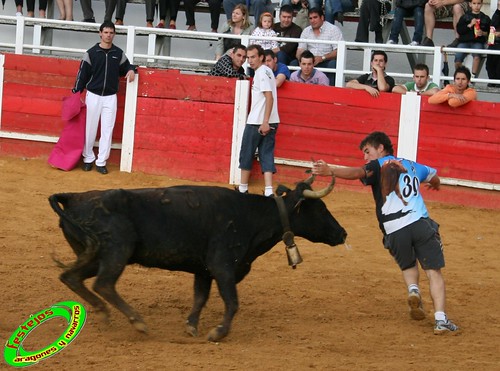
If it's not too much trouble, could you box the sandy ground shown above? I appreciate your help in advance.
[1,156,499,370]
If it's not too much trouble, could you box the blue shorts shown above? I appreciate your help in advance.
[454,42,486,63]
[239,123,278,173]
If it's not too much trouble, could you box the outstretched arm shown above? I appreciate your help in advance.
[312,160,366,180]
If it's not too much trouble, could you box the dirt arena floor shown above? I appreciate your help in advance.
[1,156,499,370]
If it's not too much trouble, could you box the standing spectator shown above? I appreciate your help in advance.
[250,12,279,50]
[346,50,395,97]
[113,0,156,27]
[56,0,73,21]
[294,7,344,86]
[422,0,470,47]
[237,45,280,197]
[387,0,427,45]
[155,0,181,29]
[79,0,95,22]
[15,0,23,16]
[264,49,291,87]
[223,0,275,24]
[216,4,254,59]
[290,50,330,85]
[209,44,248,79]
[312,131,459,335]
[486,0,500,87]
[26,0,47,18]
[355,0,391,43]
[429,66,477,107]
[184,0,222,32]
[392,64,440,95]
[454,0,491,80]
[72,21,137,175]
[272,5,303,65]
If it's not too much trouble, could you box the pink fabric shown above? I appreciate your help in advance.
[48,94,86,171]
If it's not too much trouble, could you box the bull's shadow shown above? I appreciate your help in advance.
[49,176,347,342]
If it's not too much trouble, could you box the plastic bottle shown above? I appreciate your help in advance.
[488,26,496,45]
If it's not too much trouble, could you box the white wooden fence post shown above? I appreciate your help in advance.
[120,73,139,173]
[229,79,250,185]
[397,92,421,161]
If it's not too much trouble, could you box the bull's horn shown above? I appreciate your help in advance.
[304,174,315,185]
[303,175,336,199]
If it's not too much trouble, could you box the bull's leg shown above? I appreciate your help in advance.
[92,262,147,333]
[60,261,110,321]
[207,274,239,342]
[186,274,212,337]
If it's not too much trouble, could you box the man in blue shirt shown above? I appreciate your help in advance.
[312,131,459,335]
[263,49,291,88]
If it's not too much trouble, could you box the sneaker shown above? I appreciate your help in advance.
[386,39,396,45]
[234,186,248,194]
[434,319,459,335]
[82,162,93,171]
[408,41,419,46]
[421,37,434,47]
[447,38,459,48]
[16,12,23,16]
[96,165,108,175]
[407,290,426,320]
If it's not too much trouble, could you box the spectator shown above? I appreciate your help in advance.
[346,50,395,97]
[114,0,156,27]
[154,0,181,29]
[209,44,248,79]
[392,64,440,95]
[429,66,477,107]
[223,0,275,24]
[312,131,459,335]
[486,0,500,87]
[264,49,291,87]
[236,45,280,197]
[387,0,427,45]
[26,0,47,18]
[79,0,95,22]
[290,50,330,85]
[184,0,222,32]
[216,4,254,59]
[325,0,355,25]
[355,0,392,43]
[272,5,303,65]
[72,21,137,175]
[56,0,73,21]
[422,0,470,47]
[251,12,279,50]
[454,0,491,80]
[294,7,344,86]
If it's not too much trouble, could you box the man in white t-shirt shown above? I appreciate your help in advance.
[237,44,280,197]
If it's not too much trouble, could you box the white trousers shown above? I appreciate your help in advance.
[83,91,117,166]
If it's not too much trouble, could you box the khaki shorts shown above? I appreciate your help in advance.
[434,1,470,19]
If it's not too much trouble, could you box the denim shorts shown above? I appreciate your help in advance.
[239,123,278,173]
[455,42,486,63]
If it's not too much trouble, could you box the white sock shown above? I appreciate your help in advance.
[434,311,447,322]
[238,184,248,193]
[408,284,420,293]
[264,186,273,197]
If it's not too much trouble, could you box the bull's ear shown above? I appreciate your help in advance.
[276,184,290,196]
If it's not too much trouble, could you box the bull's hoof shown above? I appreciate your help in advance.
[132,320,148,333]
[185,323,198,337]
[207,325,227,342]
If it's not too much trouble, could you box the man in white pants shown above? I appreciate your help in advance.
[72,20,136,174]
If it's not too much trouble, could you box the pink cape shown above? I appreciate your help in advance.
[48,93,86,171]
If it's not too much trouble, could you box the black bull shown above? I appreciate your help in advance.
[49,177,347,342]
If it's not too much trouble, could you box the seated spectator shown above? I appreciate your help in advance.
[272,5,303,65]
[223,0,274,24]
[355,0,391,43]
[216,4,254,59]
[113,0,156,27]
[290,50,330,85]
[293,7,344,86]
[209,45,248,79]
[184,0,222,32]
[281,0,320,29]
[387,0,427,45]
[422,0,470,47]
[251,12,279,50]
[264,49,291,87]
[486,0,500,87]
[56,0,73,21]
[393,64,440,95]
[325,0,351,25]
[455,0,491,80]
[346,50,395,97]
[429,66,477,107]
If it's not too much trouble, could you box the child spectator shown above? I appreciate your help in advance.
[455,0,491,80]
[387,0,427,45]
[250,12,279,50]
[486,0,500,87]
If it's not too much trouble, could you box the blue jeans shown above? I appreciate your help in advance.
[389,6,424,44]
[239,124,278,173]
[324,0,343,24]
[455,42,486,63]
[280,0,321,11]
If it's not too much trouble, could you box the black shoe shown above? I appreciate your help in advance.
[447,38,459,48]
[96,165,108,175]
[82,18,96,23]
[487,83,499,88]
[421,37,434,47]
[82,162,93,171]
